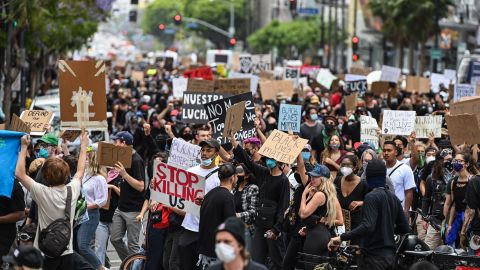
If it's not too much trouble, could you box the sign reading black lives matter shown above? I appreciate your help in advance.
[182,92,229,124]
[204,92,256,144]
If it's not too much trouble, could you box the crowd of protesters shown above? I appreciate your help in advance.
[1,58,480,270]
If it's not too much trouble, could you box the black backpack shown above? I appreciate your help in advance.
[38,186,72,257]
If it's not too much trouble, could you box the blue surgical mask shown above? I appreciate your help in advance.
[302,152,311,161]
[310,114,318,121]
[201,157,214,167]
[36,147,49,159]
[266,159,277,170]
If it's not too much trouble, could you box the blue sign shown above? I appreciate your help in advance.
[278,104,302,133]
[298,8,319,15]
[0,130,24,198]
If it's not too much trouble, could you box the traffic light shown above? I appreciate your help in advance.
[129,10,137,22]
[173,14,182,25]
[352,35,359,62]
[229,37,236,46]
[289,0,297,11]
[159,24,165,31]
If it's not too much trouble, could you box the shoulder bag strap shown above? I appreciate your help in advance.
[388,163,403,178]
[204,168,219,180]
[65,186,72,220]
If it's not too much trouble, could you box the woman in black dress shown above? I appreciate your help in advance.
[334,155,368,245]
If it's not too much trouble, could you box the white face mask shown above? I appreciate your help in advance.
[426,156,435,164]
[215,242,236,263]
[340,167,353,176]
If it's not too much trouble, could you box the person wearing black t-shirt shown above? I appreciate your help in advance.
[198,163,237,269]
[109,131,146,261]
[0,179,25,260]
[228,134,289,270]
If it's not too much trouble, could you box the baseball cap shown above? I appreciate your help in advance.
[308,164,330,178]
[303,144,312,151]
[39,133,59,146]
[199,138,220,151]
[216,217,246,246]
[111,131,134,145]
[2,246,43,268]
[310,95,320,104]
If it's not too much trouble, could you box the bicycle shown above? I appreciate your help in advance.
[119,222,147,270]
[297,245,361,270]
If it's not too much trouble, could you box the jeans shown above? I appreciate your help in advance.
[145,222,167,270]
[110,209,142,261]
[77,209,101,269]
[251,227,285,270]
[95,221,112,266]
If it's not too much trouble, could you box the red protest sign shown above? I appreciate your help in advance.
[150,161,205,216]
[183,66,213,80]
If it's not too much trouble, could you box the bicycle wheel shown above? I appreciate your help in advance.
[120,253,147,270]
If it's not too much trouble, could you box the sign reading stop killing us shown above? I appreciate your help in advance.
[150,161,205,216]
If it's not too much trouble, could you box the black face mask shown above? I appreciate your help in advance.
[237,176,245,183]
[181,133,193,141]
[325,123,336,131]
[245,148,253,156]
[444,161,453,172]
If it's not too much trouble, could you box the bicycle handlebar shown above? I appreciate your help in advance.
[411,208,441,231]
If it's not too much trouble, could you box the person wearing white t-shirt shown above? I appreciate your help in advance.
[178,138,221,270]
[383,141,416,217]
[15,132,89,270]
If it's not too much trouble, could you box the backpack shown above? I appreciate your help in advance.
[38,186,72,258]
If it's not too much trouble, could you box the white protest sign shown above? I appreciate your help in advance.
[150,161,205,216]
[167,138,201,170]
[251,54,272,72]
[430,73,450,93]
[454,84,476,101]
[239,54,253,73]
[284,67,300,81]
[381,110,416,135]
[360,116,379,149]
[172,77,188,98]
[316,68,336,88]
[345,74,367,82]
[380,65,401,83]
[298,77,309,89]
[414,116,442,139]
[444,69,456,83]
[228,71,259,95]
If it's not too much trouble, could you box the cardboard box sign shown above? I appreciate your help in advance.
[258,129,308,164]
[349,66,372,76]
[223,101,247,137]
[344,93,358,112]
[259,80,294,101]
[61,130,82,142]
[187,79,215,92]
[20,110,54,136]
[450,97,480,125]
[9,114,31,134]
[97,142,133,168]
[405,76,430,93]
[445,114,480,145]
[370,81,397,96]
[214,79,251,95]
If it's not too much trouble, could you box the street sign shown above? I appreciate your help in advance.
[298,8,319,15]
[430,49,443,60]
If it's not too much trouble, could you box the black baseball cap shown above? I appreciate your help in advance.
[111,131,134,145]
[2,246,44,268]
[199,139,220,151]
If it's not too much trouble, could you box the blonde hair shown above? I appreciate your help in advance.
[318,177,338,228]
[86,151,107,179]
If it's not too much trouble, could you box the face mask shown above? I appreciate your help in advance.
[403,154,410,159]
[444,161,453,171]
[266,159,277,170]
[245,148,252,157]
[453,162,464,172]
[338,124,343,130]
[325,123,336,131]
[310,114,318,121]
[35,147,49,159]
[171,116,177,122]
[201,157,214,167]
[418,154,425,167]
[330,144,340,150]
[426,156,435,164]
[181,133,193,141]
[237,176,245,183]
[340,166,353,176]
[302,152,311,161]
[215,243,236,263]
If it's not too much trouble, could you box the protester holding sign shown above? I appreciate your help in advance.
[229,133,290,270]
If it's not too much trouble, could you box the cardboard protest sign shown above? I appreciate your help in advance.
[414,116,442,139]
[167,138,201,170]
[380,65,401,83]
[251,54,272,73]
[183,66,213,80]
[150,161,205,216]
[223,101,246,137]
[259,70,274,80]
[360,116,379,149]
[405,76,431,93]
[204,92,256,143]
[60,130,82,142]
[445,114,480,145]
[228,71,259,94]
[0,124,4,130]
[370,81,396,96]
[278,104,302,132]
[344,80,367,96]
[187,79,215,92]
[9,114,31,134]
[284,67,300,81]
[97,142,133,168]
[239,55,253,73]
[0,130,24,198]
[450,97,480,124]
[344,93,358,112]
[173,77,188,98]
[183,92,228,124]
[453,84,477,101]
[131,71,144,82]
[58,60,108,129]
[381,110,416,135]
[19,110,53,136]
[316,69,336,89]
[430,73,450,93]
[214,79,251,95]
[259,80,294,101]
[257,129,308,164]
[349,66,372,76]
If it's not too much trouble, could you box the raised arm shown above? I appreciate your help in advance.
[15,136,35,191]
[73,131,89,181]
[296,152,308,186]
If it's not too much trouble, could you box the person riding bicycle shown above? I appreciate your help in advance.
[328,158,409,270]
